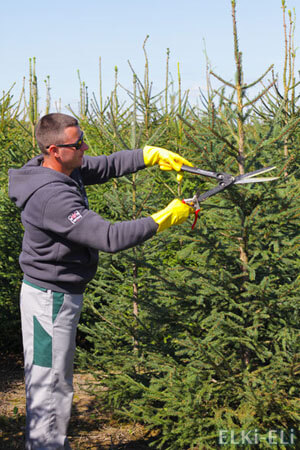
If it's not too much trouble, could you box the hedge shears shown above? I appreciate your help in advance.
[181,165,279,229]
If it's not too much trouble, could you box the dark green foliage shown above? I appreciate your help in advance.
[76,7,299,448]
[76,80,299,447]
[0,92,38,352]
[78,158,299,448]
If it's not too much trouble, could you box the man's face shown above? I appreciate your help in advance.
[55,126,88,172]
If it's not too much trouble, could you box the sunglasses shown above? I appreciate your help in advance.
[47,131,84,150]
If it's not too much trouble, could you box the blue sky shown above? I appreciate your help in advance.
[1,0,297,113]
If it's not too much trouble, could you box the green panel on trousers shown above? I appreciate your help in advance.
[23,279,47,292]
[53,291,64,323]
[33,316,52,368]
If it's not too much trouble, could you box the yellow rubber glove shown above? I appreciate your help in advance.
[151,199,194,233]
[143,145,193,183]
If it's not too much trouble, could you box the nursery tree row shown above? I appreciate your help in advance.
[0,1,299,448]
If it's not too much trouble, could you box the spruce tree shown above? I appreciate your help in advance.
[77,2,299,449]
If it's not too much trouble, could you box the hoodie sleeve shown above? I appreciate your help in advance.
[79,149,146,185]
[42,185,157,253]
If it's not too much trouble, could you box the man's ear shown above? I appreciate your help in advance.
[47,145,59,157]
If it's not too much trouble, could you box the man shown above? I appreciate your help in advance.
[8,113,193,449]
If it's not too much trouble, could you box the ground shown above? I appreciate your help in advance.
[0,354,155,449]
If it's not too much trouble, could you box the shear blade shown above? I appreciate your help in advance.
[237,165,276,178]
[234,165,278,184]
[235,176,279,184]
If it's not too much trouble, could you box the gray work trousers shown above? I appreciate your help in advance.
[20,280,83,449]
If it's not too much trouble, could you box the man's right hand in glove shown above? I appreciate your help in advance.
[143,145,193,183]
[151,199,194,233]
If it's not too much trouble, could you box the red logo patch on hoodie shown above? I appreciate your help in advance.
[68,210,82,225]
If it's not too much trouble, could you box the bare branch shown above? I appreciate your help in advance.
[210,71,236,89]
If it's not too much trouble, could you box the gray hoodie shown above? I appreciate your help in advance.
[9,149,158,293]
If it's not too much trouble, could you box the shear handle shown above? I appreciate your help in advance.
[181,165,220,179]
[182,197,201,230]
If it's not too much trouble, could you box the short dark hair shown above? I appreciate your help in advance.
[35,113,78,154]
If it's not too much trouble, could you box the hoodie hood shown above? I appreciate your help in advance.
[9,155,78,209]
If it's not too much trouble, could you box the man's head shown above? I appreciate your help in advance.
[36,113,79,154]
[35,113,88,175]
